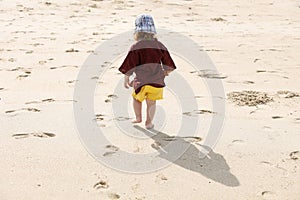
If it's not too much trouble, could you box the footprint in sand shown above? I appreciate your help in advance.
[242,80,255,84]
[162,136,202,143]
[50,65,78,70]
[41,98,55,103]
[25,98,55,104]
[93,180,109,189]
[108,193,120,199]
[16,74,29,80]
[277,90,300,98]
[294,118,300,123]
[272,116,283,119]
[261,191,277,200]
[25,50,33,54]
[38,60,47,65]
[94,114,106,127]
[231,139,245,144]
[113,116,131,121]
[103,145,119,157]
[5,107,41,114]
[104,94,118,103]
[183,109,215,116]
[190,70,227,79]
[289,151,299,160]
[155,174,168,184]
[94,114,105,121]
[12,132,55,139]
[67,80,77,84]
[65,48,79,53]
[8,58,16,62]
[151,141,162,150]
[7,67,31,72]
[210,17,226,22]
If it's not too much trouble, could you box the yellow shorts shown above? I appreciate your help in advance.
[132,85,163,102]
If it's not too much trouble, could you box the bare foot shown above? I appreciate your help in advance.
[145,122,154,129]
[132,119,142,123]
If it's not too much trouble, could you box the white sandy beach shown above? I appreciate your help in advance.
[0,0,300,199]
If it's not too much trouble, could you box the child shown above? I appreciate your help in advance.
[119,14,176,129]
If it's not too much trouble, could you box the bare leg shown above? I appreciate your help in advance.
[145,99,156,129]
[132,98,142,123]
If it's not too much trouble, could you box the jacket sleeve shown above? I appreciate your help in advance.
[118,47,140,76]
[160,43,176,71]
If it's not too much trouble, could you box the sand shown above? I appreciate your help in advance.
[0,0,299,199]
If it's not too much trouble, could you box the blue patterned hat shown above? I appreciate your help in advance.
[135,14,157,34]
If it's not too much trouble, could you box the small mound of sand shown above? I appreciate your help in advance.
[227,91,273,106]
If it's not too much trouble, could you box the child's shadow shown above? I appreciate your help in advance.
[134,125,240,187]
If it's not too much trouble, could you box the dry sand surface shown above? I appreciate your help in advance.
[1,0,300,199]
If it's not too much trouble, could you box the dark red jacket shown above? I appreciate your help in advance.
[119,39,176,94]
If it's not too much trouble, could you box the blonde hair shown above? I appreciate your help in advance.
[134,32,157,41]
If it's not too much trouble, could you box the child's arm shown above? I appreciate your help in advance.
[160,45,176,76]
[124,75,130,89]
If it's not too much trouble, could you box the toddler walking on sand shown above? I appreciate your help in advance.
[119,14,176,129]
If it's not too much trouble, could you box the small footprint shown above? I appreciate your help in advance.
[242,80,255,84]
[8,58,16,62]
[65,48,79,53]
[277,90,300,98]
[94,114,104,121]
[182,136,202,143]
[151,141,162,150]
[16,74,29,79]
[113,116,131,121]
[103,145,119,156]
[190,70,227,79]
[162,136,202,143]
[232,139,244,143]
[261,191,277,200]
[183,109,215,116]
[25,98,55,104]
[210,17,226,22]
[7,67,30,72]
[67,80,77,84]
[25,50,33,54]
[38,60,47,65]
[91,76,99,80]
[104,94,118,103]
[5,107,41,114]
[93,180,109,189]
[272,116,283,119]
[195,109,215,114]
[155,174,168,184]
[50,65,78,70]
[289,151,299,160]
[41,98,55,103]
[12,132,55,139]
[108,193,120,199]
